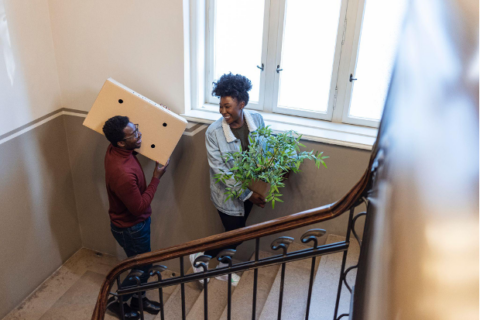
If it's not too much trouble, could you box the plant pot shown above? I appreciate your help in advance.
[248,179,271,199]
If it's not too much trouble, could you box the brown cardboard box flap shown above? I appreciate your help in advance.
[83,78,188,165]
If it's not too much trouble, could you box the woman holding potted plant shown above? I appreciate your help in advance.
[190,73,266,286]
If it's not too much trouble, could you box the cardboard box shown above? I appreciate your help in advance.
[83,78,188,165]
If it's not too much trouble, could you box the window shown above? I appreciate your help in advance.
[342,0,408,126]
[197,0,407,128]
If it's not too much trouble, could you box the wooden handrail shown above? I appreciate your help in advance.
[91,149,376,319]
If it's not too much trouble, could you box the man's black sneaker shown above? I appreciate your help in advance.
[106,297,140,320]
[130,296,162,315]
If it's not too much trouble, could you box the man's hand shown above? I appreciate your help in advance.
[249,192,266,208]
[153,159,170,179]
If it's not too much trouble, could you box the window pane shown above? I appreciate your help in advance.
[349,0,407,120]
[278,0,342,113]
[214,0,265,103]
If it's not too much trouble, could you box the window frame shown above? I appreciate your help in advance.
[339,0,381,127]
[195,0,383,129]
[269,0,349,121]
[204,0,271,111]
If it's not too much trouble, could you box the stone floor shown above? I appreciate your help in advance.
[3,249,176,320]
[3,235,359,320]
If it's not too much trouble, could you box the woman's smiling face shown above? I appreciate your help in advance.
[219,96,245,128]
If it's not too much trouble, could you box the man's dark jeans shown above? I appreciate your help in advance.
[111,217,152,302]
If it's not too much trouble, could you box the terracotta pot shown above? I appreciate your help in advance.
[248,179,271,199]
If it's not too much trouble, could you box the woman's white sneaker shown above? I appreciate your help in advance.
[215,272,240,286]
[189,252,210,285]
[189,252,206,273]
[215,263,240,286]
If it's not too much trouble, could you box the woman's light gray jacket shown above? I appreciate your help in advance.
[205,110,265,216]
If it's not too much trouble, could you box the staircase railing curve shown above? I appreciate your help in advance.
[91,143,378,320]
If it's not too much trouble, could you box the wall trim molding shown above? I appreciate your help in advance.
[0,108,207,146]
[0,108,87,146]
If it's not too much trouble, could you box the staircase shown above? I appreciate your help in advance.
[4,234,360,320]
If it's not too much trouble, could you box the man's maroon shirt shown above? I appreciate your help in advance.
[105,144,160,228]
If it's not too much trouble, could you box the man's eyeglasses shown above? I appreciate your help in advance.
[123,124,139,140]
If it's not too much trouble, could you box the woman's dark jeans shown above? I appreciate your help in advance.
[111,217,152,302]
[204,200,254,258]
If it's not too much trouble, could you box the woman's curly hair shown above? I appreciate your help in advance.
[212,73,252,106]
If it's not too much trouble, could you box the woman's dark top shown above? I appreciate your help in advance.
[231,123,250,151]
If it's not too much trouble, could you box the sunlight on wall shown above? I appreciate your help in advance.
[0,0,15,86]
[0,0,63,137]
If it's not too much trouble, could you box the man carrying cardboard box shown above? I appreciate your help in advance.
[102,115,169,320]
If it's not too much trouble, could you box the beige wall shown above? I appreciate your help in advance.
[0,117,81,319]
[47,0,187,115]
[0,1,82,318]
[0,0,63,137]
[64,115,370,269]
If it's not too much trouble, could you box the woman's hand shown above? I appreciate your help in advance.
[282,170,291,180]
[249,192,266,208]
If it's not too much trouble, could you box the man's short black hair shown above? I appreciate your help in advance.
[103,116,129,146]
[212,73,252,106]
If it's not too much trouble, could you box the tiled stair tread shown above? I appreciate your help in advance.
[38,271,105,320]
[157,267,204,320]
[258,242,315,320]
[186,277,238,320]
[37,270,164,320]
[218,250,280,320]
[309,234,360,320]
[4,247,181,320]
[3,249,120,320]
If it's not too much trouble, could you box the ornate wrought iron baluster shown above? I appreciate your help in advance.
[333,207,355,320]
[301,228,327,320]
[342,211,367,296]
[218,249,236,320]
[128,270,145,320]
[180,256,186,320]
[194,255,212,320]
[271,236,294,320]
[116,276,125,320]
[252,238,260,320]
[149,265,167,320]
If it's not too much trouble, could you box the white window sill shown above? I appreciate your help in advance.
[181,108,377,150]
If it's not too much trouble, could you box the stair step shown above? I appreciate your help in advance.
[259,242,317,320]
[3,249,120,320]
[186,276,238,320]
[155,267,203,320]
[218,251,280,320]
[308,234,360,320]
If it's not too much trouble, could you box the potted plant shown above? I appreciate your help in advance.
[214,126,328,208]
